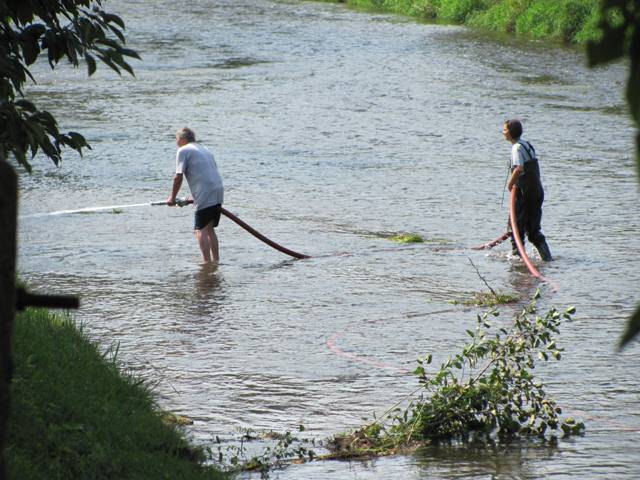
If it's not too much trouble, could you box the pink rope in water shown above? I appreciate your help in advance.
[509,187,544,279]
[326,332,411,374]
[509,187,558,291]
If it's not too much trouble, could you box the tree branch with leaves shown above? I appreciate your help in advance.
[586,0,640,347]
[0,0,139,171]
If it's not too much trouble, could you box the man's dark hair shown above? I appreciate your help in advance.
[177,127,196,143]
[505,119,523,139]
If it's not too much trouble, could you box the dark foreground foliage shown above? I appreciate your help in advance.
[0,0,139,171]
[585,0,640,347]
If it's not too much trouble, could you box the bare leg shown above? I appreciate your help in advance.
[195,227,212,263]
[206,223,219,263]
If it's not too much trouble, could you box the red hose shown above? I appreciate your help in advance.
[220,207,310,259]
[472,232,510,250]
[509,187,543,279]
[174,199,309,259]
[327,332,410,373]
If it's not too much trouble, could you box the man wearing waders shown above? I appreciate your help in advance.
[503,119,553,261]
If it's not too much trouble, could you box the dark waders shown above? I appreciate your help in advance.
[510,146,553,261]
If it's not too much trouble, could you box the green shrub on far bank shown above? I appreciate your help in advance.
[513,0,598,40]
[465,1,523,33]
[323,0,603,44]
[8,308,224,480]
[438,0,487,23]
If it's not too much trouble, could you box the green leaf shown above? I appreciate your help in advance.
[96,52,121,75]
[118,59,135,77]
[587,24,626,67]
[85,53,96,76]
[20,35,40,65]
[65,36,79,66]
[637,132,640,179]
[15,99,36,112]
[120,47,141,60]
[106,23,126,43]
[65,131,90,150]
[45,29,58,67]
[619,303,640,349]
[101,12,126,29]
[627,30,640,124]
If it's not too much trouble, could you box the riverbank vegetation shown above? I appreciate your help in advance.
[327,294,584,458]
[323,0,601,43]
[7,308,224,479]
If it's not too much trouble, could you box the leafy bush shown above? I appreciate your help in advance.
[438,0,490,23]
[329,293,584,456]
[412,0,442,19]
[515,0,597,42]
[333,0,602,44]
[467,0,530,33]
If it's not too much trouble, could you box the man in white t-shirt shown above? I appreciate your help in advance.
[167,127,224,264]
[503,119,552,261]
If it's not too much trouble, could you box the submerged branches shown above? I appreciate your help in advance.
[328,294,584,458]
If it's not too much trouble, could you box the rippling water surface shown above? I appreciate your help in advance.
[17,1,640,478]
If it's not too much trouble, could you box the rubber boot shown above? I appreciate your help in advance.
[534,239,553,261]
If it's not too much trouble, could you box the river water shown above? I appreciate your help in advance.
[16,1,640,478]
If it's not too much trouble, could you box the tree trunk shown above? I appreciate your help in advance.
[0,159,17,479]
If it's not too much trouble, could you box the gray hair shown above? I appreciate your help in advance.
[176,127,196,143]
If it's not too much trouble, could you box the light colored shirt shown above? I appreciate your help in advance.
[176,142,223,210]
[511,140,536,168]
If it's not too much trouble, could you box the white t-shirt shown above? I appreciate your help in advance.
[176,142,224,210]
[511,140,536,168]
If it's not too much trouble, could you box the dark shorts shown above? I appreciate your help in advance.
[194,204,222,230]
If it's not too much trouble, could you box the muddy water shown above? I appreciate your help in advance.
[16,0,640,478]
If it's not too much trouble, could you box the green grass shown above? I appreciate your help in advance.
[322,0,603,44]
[7,308,225,480]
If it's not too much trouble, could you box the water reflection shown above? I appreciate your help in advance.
[195,263,222,294]
[414,440,559,479]
[506,262,544,300]
[192,263,225,316]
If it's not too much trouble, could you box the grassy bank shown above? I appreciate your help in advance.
[325,0,601,44]
[7,308,225,480]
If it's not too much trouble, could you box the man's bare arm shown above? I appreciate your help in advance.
[167,173,183,205]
